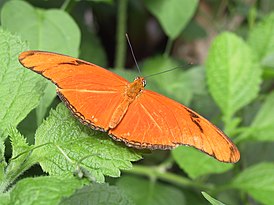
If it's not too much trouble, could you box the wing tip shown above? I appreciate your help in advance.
[18,50,35,62]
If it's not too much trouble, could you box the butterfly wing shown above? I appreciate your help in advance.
[19,51,129,130]
[19,51,240,162]
[109,89,240,163]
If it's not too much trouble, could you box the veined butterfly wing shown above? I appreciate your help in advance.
[19,51,240,163]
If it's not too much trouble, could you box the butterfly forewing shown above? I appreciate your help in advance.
[19,51,129,130]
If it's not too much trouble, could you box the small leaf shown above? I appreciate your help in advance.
[1,0,80,56]
[0,29,46,139]
[231,162,274,205]
[202,192,226,205]
[243,92,274,141]
[9,176,84,205]
[2,127,37,192]
[144,0,198,39]
[60,183,133,205]
[9,127,31,159]
[33,103,142,182]
[117,175,185,205]
[6,127,34,177]
[206,32,261,124]
[172,147,233,179]
[248,12,274,62]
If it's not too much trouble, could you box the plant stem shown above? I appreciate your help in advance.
[164,38,173,57]
[61,0,71,11]
[114,0,128,70]
[124,165,210,190]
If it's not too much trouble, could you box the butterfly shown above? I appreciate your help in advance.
[19,51,240,163]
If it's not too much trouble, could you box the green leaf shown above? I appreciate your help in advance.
[144,0,198,39]
[231,162,274,205]
[8,176,84,205]
[33,103,142,182]
[202,192,226,205]
[117,175,185,205]
[0,193,9,205]
[1,0,81,125]
[9,127,31,159]
[248,12,274,62]
[0,29,46,139]
[172,147,233,179]
[206,32,261,125]
[243,92,274,141]
[60,183,133,205]
[35,82,56,126]
[0,139,5,184]
[79,30,107,68]
[1,127,37,192]
[1,0,80,56]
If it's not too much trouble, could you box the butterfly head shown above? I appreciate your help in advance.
[134,76,146,87]
[125,77,146,100]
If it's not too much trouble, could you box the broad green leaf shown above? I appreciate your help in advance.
[79,29,107,68]
[33,103,142,182]
[231,162,274,205]
[248,13,274,62]
[206,32,261,124]
[117,176,185,205]
[202,192,226,205]
[0,29,46,139]
[243,92,274,141]
[172,147,233,179]
[185,66,207,96]
[35,82,56,126]
[1,0,81,125]
[60,183,133,205]
[0,193,9,205]
[9,176,84,205]
[144,0,198,39]
[1,0,80,56]
[141,55,194,105]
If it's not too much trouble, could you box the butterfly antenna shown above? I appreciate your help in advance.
[145,63,194,78]
[126,34,142,76]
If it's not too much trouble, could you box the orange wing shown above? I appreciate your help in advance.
[19,51,129,130]
[110,89,240,163]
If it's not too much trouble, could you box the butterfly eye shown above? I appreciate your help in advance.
[142,79,146,87]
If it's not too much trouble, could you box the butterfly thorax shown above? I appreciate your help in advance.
[126,77,146,100]
[109,76,145,129]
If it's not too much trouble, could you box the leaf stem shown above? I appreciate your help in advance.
[61,0,71,11]
[164,38,173,57]
[124,165,210,190]
[114,0,128,69]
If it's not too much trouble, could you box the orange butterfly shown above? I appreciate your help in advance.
[19,51,240,163]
